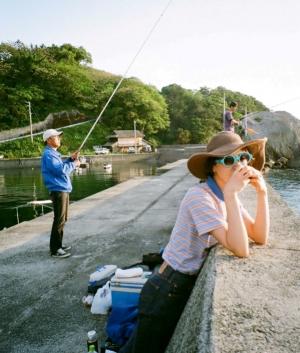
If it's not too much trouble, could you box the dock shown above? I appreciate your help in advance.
[0,160,299,353]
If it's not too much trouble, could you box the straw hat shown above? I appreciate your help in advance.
[187,131,267,179]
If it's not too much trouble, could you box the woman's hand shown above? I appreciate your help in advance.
[223,165,251,195]
[247,166,267,194]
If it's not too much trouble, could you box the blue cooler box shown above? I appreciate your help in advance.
[111,271,152,306]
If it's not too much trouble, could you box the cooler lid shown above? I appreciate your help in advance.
[111,271,152,284]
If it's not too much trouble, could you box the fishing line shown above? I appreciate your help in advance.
[78,0,174,151]
[269,96,300,110]
[240,96,300,121]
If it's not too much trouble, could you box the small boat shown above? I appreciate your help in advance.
[79,156,89,168]
[103,163,112,170]
[75,167,83,174]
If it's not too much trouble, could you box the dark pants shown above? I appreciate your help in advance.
[119,265,197,353]
[50,191,69,254]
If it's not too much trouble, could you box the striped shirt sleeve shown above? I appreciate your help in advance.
[187,188,227,237]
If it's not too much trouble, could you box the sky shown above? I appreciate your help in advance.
[1,0,300,118]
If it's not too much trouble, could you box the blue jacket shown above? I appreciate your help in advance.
[41,146,76,192]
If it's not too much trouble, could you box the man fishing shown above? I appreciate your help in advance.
[224,101,239,132]
[41,129,80,258]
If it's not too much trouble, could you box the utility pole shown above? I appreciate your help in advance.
[134,120,137,153]
[223,93,226,130]
[244,106,248,137]
[27,101,33,143]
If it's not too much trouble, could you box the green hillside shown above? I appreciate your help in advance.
[0,41,268,158]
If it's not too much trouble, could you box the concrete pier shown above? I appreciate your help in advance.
[0,161,299,353]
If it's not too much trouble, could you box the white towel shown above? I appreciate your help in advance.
[115,267,143,278]
[89,264,117,282]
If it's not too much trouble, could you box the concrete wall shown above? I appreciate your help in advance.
[157,144,206,164]
[0,111,89,142]
[0,144,204,169]
[0,115,52,142]
[166,183,300,353]
[166,248,217,353]
[0,153,157,169]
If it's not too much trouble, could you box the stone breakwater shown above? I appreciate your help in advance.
[0,152,156,169]
[166,177,300,353]
[0,160,299,353]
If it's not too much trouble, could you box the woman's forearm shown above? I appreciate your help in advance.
[224,191,249,257]
[251,191,269,244]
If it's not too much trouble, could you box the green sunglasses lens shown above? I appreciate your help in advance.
[239,152,251,162]
[223,156,235,165]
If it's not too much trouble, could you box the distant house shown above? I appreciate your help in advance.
[104,130,152,153]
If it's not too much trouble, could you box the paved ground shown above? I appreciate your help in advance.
[212,184,300,353]
[0,160,191,353]
[1,160,299,353]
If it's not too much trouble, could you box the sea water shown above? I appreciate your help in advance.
[0,163,298,231]
[265,168,300,214]
[0,159,162,230]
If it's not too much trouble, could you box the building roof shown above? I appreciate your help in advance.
[110,130,144,138]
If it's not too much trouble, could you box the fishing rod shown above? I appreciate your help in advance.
[77,0,174,152]
[239,96,300,121]
[226,96,300,136]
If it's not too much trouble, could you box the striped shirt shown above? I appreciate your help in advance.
[163,182,227,274]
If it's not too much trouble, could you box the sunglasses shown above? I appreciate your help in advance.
[214,152,253,167]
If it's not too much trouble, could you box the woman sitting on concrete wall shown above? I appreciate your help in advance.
[119,131,270,353]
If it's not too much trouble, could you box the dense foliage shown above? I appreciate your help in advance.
[0,41,94,128]
[0,41,269,157]
[160,84,268,144]
[0,41,169,136]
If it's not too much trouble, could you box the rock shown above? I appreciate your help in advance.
[245,111,300,167]
[274,156,289,169]
[274,157,289,169]
[52,110,87,128]
[264,159,275,168]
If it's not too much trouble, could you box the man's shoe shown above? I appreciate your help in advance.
[51,248,71,258]
[62,245,72,251]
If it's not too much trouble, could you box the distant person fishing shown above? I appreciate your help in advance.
[224,101,240,132]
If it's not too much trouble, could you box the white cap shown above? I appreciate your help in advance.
[43,129,63,142]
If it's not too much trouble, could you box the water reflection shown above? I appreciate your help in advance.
[265,168,300,214]
[0,160,161,230]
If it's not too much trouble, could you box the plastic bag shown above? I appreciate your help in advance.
[81,294,94,306]
[91,281,112,315]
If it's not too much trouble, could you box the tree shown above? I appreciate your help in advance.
[161,84,202,142]
[102,79,169,137]
[46,44,92,65]
[160,84,268,144]
[0,41,94,129]
[0,40,269,149]
[176,128,191,144]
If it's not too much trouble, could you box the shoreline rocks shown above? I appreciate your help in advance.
[245,111,300,169]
